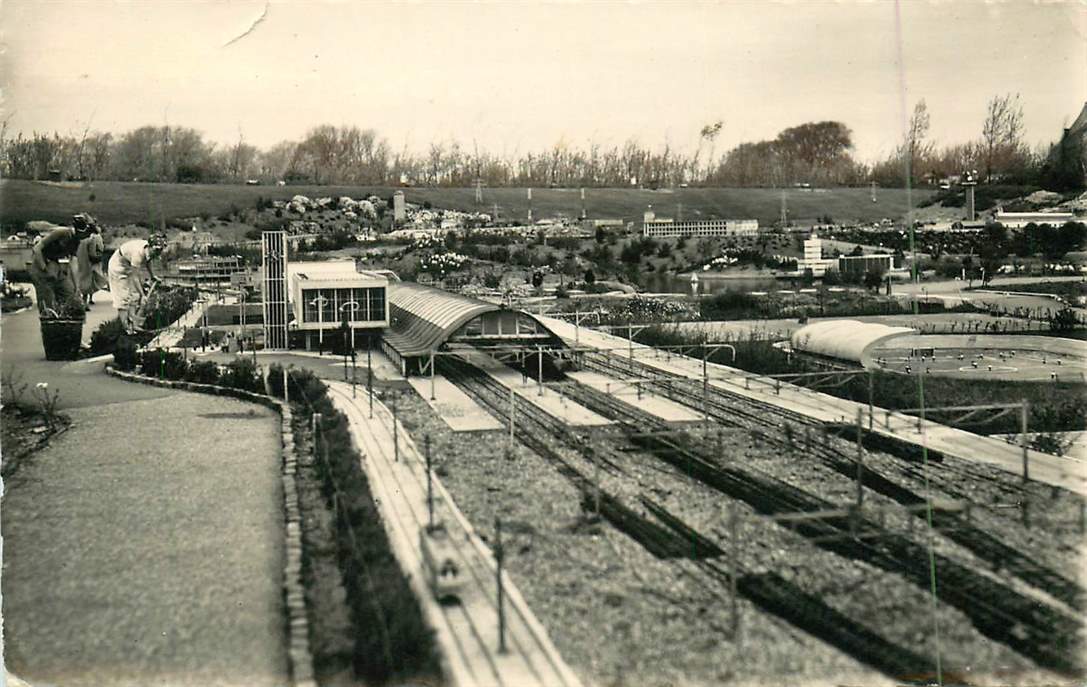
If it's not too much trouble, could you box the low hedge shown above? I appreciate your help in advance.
[267,363,441,685]
[184,359,221,385]
[113,347,264,394]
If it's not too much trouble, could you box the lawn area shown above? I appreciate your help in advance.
[0,179,933,229]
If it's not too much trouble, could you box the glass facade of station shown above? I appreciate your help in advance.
[300,286,386,324]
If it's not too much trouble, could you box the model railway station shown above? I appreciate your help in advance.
[10,225,1082,687]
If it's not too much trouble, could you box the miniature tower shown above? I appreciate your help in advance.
[393,190,406,223]
[261,230,289,350]
[962,169,978,221]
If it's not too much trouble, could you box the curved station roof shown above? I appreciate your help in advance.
[382,282,563,360]
[790,320,916,365]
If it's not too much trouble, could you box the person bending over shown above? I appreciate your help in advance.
[108,235,166,332]
[30,213,97,317]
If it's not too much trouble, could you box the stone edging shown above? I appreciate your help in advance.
[104,364,317,687]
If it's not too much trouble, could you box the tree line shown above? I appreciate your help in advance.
[871,94,1083,190]
[1,93,1080,190]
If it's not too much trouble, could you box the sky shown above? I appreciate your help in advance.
[1,1,1084,163]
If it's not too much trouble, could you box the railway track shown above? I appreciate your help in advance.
[585,350,1086,611]
[552,366,1083,675]
[439,356,955,679]
[326,382,584,687]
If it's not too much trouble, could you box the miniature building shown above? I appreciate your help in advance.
[380,281,566,376]
[262,231,290,350]
[172,256,245,285]
[642,207,758,238]
[791,320,916,368]
[287,260,389,350]
[796,233,838,277]
[838,253,893,278]
[993,211,1076,229]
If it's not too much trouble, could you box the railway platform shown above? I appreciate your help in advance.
[325,381,584,687]
[565,370,705,422]
[541,316,1087,497]
[408,373,505,432]
[460,351,611,427]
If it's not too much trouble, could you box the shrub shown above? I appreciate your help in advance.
[137,348,187,380]
[89,318,126,356]
[1048,307,1080,332]
[113,336,139,371]
[184,360,221,385]
[218,357,263,392]
[267,363,286,398]
[142,286,198,330]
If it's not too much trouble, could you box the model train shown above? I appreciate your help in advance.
[420,522,464,602]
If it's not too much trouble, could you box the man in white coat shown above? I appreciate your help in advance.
[108,235,165,332]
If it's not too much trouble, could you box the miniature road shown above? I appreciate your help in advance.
[1,299,288,686]
[325,381,583,687]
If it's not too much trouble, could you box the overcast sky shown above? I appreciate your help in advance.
[2,1,1084,162]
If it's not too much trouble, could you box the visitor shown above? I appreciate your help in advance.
[74,230,108,310]
[108,234,167,333]
[29,214,97,317]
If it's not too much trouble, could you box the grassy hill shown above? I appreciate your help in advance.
[0,179,932,229]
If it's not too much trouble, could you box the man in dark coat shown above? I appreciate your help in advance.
[29,214,97,317]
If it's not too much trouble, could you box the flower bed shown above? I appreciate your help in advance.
[266,364,442,685]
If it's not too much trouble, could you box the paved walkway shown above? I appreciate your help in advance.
[2,299,288,685]
[325,382,583,687]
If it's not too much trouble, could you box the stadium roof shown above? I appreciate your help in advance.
[790,320,916,365]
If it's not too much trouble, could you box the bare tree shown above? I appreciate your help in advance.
[904,100,933,184]
[981,93,1024,182]
[693,121,723,182]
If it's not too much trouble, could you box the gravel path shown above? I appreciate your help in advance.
[2,393,288,686]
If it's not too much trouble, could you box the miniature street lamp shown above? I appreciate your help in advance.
[309,293,329,349]
[339,300,360,351]
[340,300,361,393]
